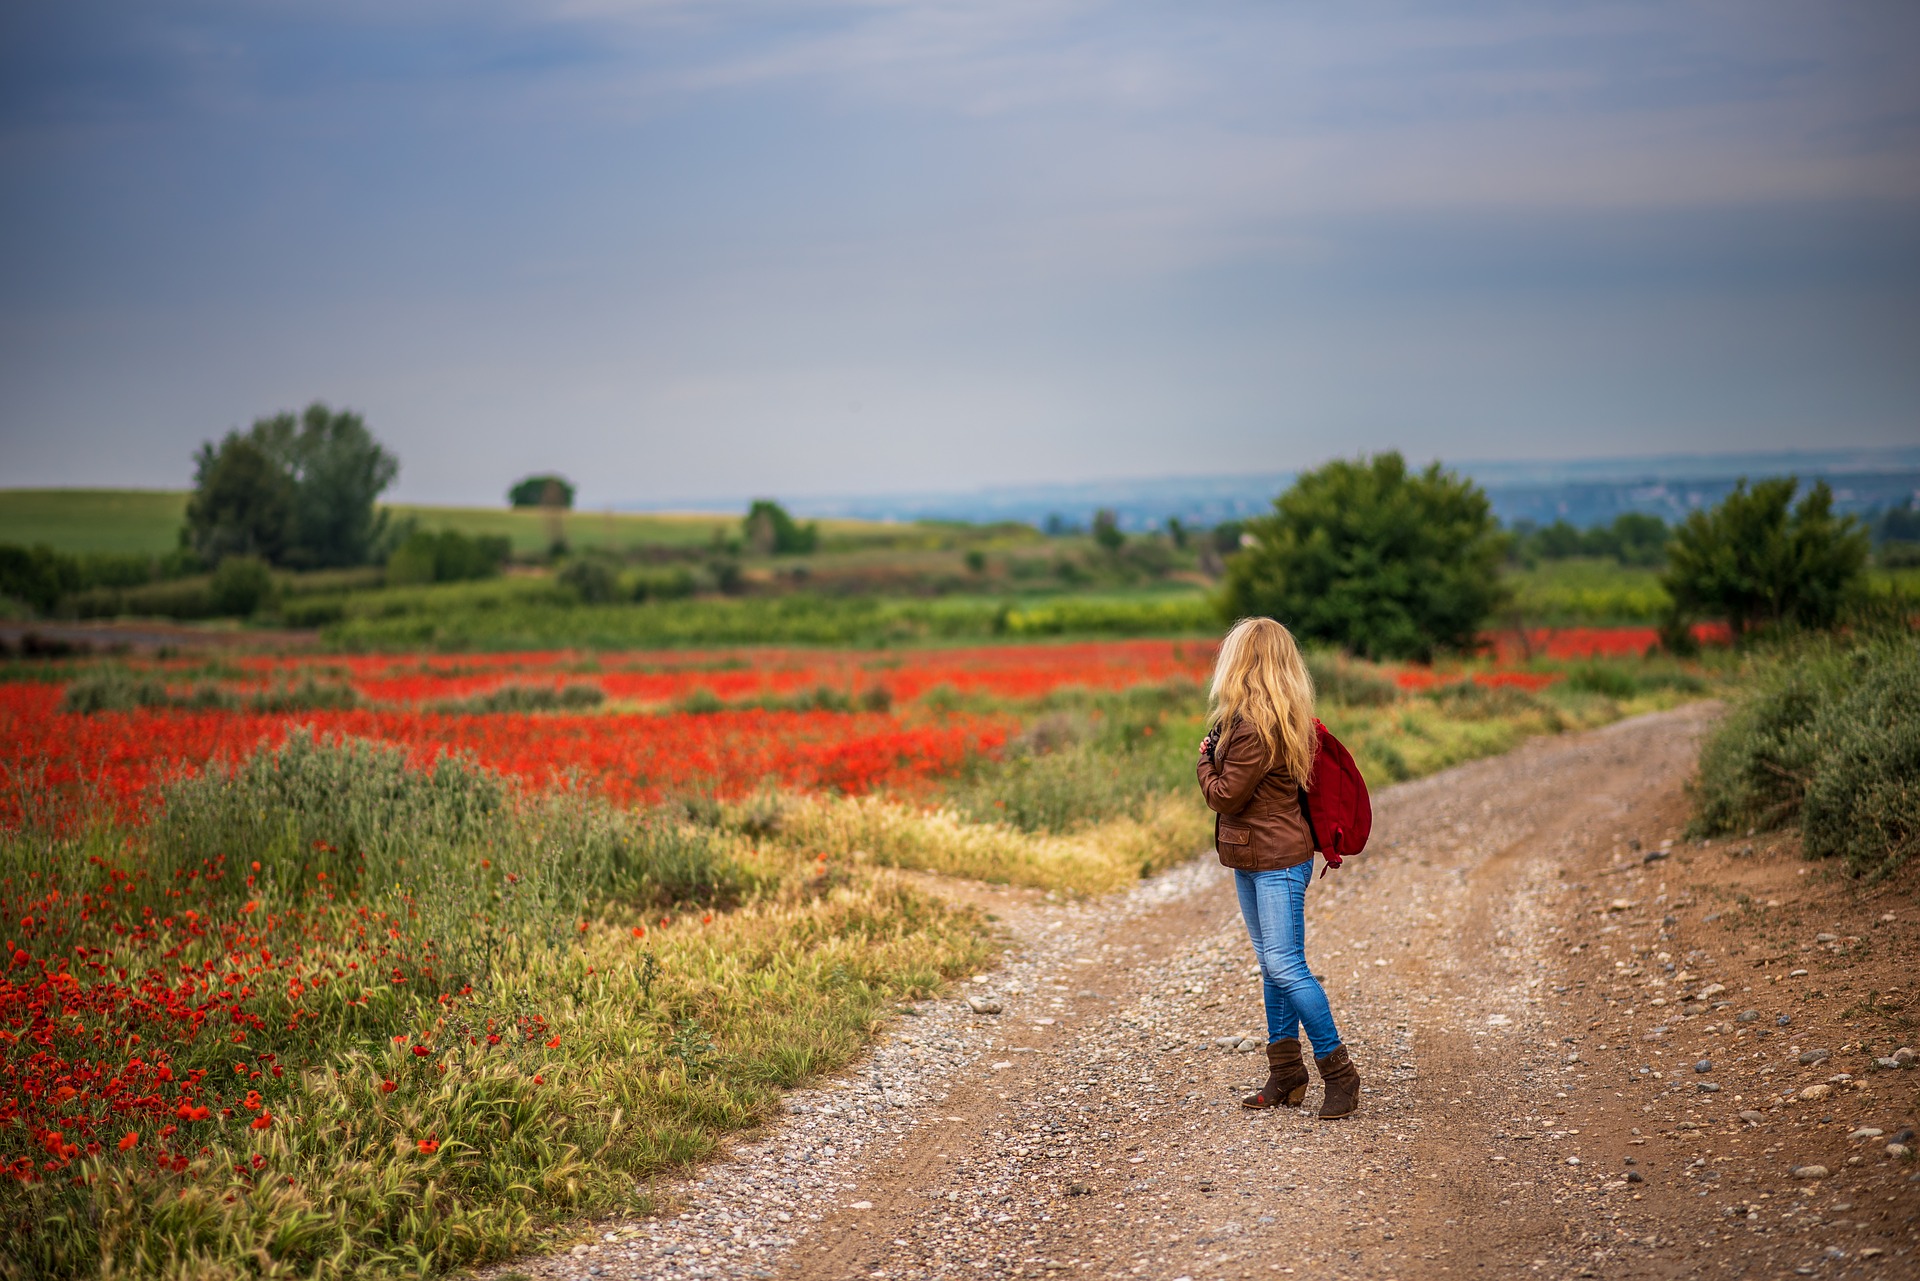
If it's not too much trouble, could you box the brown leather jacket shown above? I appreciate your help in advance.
[1196,717,1315,871]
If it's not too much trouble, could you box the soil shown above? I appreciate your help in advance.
[500,705,1920,1281]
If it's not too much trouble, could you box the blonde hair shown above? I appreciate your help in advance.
[1208,617,1317,785]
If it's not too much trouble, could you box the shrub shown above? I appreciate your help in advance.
[1663,477,1869,639]
[210,555,274,616]
[432,681,607,713]
[59,670,363,714]
[558,556,621,604]
[386,529,512,586]
[1689,637,1918,879]
[1221,452,1510,661]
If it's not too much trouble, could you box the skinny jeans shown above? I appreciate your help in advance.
[1233,863,1342,1057]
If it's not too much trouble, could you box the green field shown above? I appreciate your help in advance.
[0,489,1046,559]
[0,489,191,555]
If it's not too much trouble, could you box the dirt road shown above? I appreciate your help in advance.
[502,706,1919,1281]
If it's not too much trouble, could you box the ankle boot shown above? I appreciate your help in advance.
[1314,1045,1361,1120]
[1240,1038,1309,1109]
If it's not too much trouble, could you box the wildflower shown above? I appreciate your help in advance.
[631,925,645,938]
[412,1045,430,1057]
[545,1036,560,1048]
[117,1132,139,1152]
[416,1138,439,1155]
[532,1074,544,1085]
[381,1080,398,1094]
[242,901,260,914]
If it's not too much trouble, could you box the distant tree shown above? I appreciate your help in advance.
[1602,512,1670,566]
[1091,509,1126,552]
[1662,477,1868,639]
[1166,517,1189,549]
[509,474,576,509]
[743,500,818,556]
[183,434,296,564]
[1878,498,1920,546]
[184,403,396,568]
[1209,520,1246,554]
[1220,452,1510,661]
[0,544,80,615]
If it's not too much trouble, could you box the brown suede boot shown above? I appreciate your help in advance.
[1314,1045,1361,1120]
[1240,1038,1310,1109]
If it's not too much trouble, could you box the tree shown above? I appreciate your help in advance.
[509,475,575,509]
[1220,452,1509,661]
[1662,477,1868,639]
[183,403,397,568]
[1091,509,1125,552]
[183,434,296,564]
[743,500,817,556]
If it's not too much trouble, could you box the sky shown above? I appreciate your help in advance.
[1,0,1917,507]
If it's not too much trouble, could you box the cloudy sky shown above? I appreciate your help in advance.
[1,0,1916,506]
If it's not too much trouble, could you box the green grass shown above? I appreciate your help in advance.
[311,580,1219,650]
[0,490,190,556]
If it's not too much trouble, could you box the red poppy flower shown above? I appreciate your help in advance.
[117,1132,139,1152]
[250,1114,272,1131]
[416,1138,439,1155]
[380,1080,397,1094]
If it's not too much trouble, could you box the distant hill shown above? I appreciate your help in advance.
[659,446,1920,532]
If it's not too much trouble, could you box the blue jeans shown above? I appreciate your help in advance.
[1233,864,1342,1058]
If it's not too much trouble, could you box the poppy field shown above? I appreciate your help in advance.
[0,628,1725,1278]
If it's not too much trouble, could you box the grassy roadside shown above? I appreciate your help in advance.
[0,739,990,1279]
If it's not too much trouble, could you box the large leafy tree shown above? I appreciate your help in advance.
[184,403,398,568]
[1220,452,1509,661]
[1662,477,1868,638]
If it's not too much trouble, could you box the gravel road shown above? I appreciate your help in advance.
[495,705,1919,1281]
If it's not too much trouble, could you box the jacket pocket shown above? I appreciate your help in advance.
[1217,823,1252,846]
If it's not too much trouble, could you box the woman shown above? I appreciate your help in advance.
[1195,617,1361,1120]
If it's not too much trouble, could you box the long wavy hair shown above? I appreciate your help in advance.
[1208,616,1317,785]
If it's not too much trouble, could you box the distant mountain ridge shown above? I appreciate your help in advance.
[629,446,1920,532]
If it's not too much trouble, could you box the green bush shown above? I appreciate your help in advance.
[1689,637,1919,878]
[432,681,607,713]
[558,556,621,604]
[59,669,363,714]
[210,555,274,616]
[386,529,511,586]
[1221,452,1510,661]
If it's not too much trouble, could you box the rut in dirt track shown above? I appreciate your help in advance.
[499,706,1716,1281]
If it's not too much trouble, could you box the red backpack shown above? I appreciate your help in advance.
[1298,719,1371,876]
